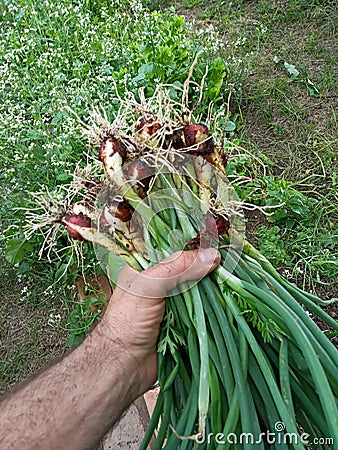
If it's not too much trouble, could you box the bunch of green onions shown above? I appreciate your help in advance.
[29,78,338,449]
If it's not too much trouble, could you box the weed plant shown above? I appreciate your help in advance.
[1,0,337,343]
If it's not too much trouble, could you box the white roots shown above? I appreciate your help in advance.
[24,57,274,264]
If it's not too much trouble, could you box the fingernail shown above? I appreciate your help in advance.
[198,248,220,265]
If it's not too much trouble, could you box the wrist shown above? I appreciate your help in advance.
[91,320,143,402]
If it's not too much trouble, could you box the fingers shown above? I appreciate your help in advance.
[147,248,221,293]
[116,248,221,298]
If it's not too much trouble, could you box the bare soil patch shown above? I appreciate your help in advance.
[0,260,68,395]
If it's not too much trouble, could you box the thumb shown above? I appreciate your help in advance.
[117,248,221,299]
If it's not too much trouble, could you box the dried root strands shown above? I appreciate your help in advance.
[74,104,130,149]
[82,179,105,201]
[69,164,106,202]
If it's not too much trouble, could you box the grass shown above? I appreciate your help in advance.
[156,0,338,291]
[0,0,337,394]
[237,2,337,179]
[168,0,338,178]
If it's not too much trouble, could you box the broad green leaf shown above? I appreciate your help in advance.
[284,62,299,79]
[131,72,145,83]
[5,238,33,264]
[225,121,236,132]
[56,172,71,182]
[138,63,153,75]
[55,263,69,282]
[107,252,126,288]
[306,78,320,96]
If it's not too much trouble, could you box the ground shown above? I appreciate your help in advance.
[1,0,337,396]
[0,260,68,395]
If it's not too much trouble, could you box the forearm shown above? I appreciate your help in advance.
[0,323,140,450]
[0,249,220,450]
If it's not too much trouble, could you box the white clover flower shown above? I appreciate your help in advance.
[21,286,28,294]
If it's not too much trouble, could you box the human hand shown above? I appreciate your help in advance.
[0,248,221,450]
[98,248,221,397]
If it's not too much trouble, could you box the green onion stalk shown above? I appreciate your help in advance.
[65,151,338,449]
[118,164,338,450]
